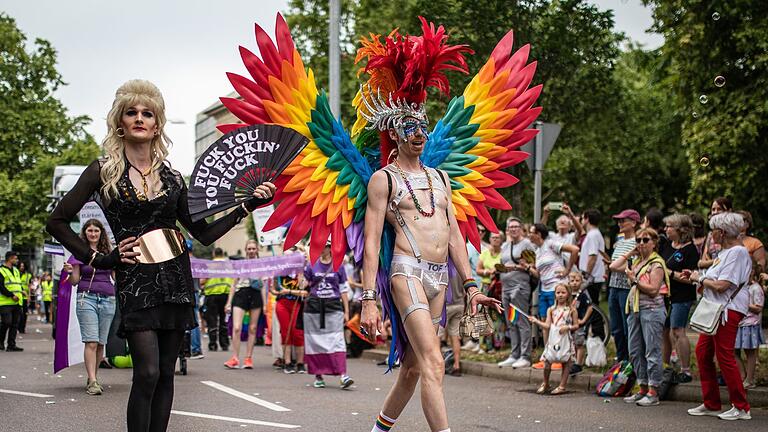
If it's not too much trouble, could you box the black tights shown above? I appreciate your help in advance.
[126,329,185,432]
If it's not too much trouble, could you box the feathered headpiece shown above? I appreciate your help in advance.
[353,17,473,164]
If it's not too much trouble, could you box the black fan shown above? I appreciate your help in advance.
[188,124,309,222]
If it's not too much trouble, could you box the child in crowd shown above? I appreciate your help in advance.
[568,272,593,376]
[736,261,765,389]
[530,283,578,395]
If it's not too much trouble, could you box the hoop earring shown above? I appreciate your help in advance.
[116,128,125,138]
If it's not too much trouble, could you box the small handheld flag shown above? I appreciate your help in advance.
[508,304,530,324]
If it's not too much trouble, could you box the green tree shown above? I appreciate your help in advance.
[643,0,768,231]
[0,14,99,247]
[545,46,687,221]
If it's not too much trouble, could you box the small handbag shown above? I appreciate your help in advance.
[459,292,493,341]
[689,282,745,335]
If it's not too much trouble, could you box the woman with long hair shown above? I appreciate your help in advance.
[63,218,116,395]
[46,80,274,431]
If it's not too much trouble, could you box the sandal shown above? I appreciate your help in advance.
[550,386,567,395]
[536,383,550,394]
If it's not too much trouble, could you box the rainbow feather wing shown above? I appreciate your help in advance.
[422,31,542,249]
[219,14,371,269]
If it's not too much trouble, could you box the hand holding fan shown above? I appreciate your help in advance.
[188,124,309,222]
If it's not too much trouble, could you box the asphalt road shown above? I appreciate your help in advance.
[1,319,765,431]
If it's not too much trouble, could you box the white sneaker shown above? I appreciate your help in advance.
[687,404,721,417]
[497,357,519,367]
[717,405,751,421]
[511,358,531,368]
[461,340,478,351]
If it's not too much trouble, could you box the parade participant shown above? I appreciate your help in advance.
[225,239,267,369]
[17,261,31,334]
[63,219,116,395]
[304,242,354,389]
[201,247,233,352]
[361,115,501,431]
[214,15,540,432]
[46,79,275,432]
[41,272,53,323]
[270,246,307,373]
[0,251,24,351]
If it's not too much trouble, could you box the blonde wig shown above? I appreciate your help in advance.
[100,80,172,202]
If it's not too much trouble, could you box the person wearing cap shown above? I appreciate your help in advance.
[608,209,640,362]
[0,251,24,351]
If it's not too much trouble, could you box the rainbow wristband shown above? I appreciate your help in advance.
[463,279,478,291]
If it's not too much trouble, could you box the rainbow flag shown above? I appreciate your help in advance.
[508,306,519,324]
[507,304,529,324]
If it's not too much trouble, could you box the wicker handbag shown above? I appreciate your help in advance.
[459,293,494,340]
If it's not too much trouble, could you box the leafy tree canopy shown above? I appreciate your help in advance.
[0,14,99,247]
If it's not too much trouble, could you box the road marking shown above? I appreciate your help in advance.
[171,410,300,428]
[0,389,55,398]
[200,381,291,412]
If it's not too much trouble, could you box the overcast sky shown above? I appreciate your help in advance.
[3,0,662,176]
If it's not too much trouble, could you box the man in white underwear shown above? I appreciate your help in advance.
[361,111,502,432]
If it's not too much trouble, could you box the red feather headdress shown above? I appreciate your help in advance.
[353,17,473,164]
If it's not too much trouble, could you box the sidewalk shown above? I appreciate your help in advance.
[361,349,768,407]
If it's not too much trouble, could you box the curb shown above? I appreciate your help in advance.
[360,349,768,407]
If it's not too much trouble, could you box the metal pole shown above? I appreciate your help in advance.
[533,121,543,223]
[328,0,341,118]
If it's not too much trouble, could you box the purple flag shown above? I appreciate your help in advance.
[54,275,84,373]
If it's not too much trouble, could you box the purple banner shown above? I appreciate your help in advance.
[190,253,305,279]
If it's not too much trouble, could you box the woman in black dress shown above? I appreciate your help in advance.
[46,79,274,432]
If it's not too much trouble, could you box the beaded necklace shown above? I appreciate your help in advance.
[393,159,435,218]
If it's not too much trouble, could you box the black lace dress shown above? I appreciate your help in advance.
[46,159,261,336]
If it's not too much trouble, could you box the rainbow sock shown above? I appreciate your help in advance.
[372,412,396,431]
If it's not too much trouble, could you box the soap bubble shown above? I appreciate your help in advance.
[699,155,711,167]
[712,12,720,21]
[699,95,709,104]
[714,76,726,87]
[692,111,699,119]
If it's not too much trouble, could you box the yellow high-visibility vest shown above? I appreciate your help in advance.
[41,280,53,302]
[0,266,23,306]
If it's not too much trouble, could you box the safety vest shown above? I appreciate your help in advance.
[0,265,23,306]
[203,258,233,296]
[20,272,31,299]
[41,280,53,302]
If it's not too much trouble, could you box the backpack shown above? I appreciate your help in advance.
[595,360,636,397]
